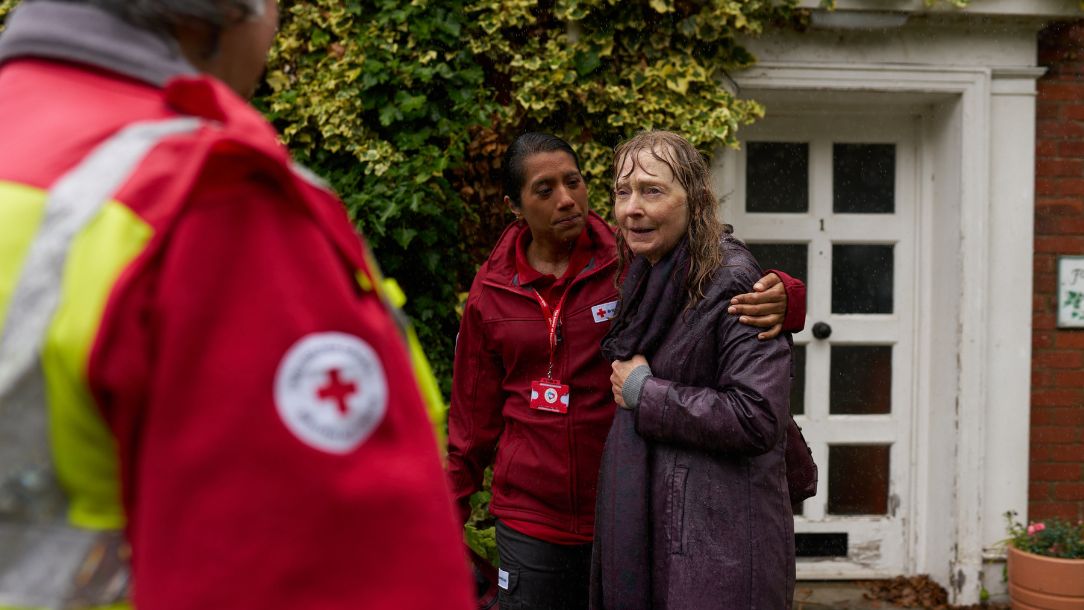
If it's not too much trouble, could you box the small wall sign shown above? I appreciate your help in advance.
[1058,255,1084,328]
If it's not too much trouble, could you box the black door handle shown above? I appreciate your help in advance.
[812,322,832,340]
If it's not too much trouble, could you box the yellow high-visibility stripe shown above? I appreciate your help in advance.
[0,605,129,610]
[381,278,448,451]
[1,180,151,530]
[43,200,152,529]
[0,182,47,324]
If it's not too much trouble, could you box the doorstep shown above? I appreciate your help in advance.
[794,581,910,609]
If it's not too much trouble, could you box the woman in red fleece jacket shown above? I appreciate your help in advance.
[446,133,805,610]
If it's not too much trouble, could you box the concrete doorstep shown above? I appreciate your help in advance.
[795,582,912,609]
[793,581,1011,610]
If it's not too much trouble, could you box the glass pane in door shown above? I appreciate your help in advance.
[746,142,808,213]
[833,143,895,214]
[747,243,808,281]
[828,445,891,515]
[832,244,893,314]
[830,346,891,415]
[790,344,806,416]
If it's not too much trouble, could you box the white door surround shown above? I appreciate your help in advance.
[721,60,1042,604]
[722,113,920,579]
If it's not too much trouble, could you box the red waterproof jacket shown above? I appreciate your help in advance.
[448,212,621,543]
[448,214,807,546]
[0,5,472,609]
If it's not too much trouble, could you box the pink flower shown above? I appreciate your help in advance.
[1027,522,1046,535]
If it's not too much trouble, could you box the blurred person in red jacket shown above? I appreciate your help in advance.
[0,1,473,608]
[447,132,806,610]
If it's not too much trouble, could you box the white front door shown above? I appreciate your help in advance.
[717,113,919,577]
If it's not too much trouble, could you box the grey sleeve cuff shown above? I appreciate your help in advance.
[621,364,653,410]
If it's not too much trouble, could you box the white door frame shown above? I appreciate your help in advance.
[725,63,1040,604]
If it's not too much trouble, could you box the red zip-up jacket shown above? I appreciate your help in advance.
[449,212,621,543]
[0,5,473,607]
[448,213,807,546]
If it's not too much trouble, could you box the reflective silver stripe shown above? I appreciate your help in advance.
[291,161,332,192]
[0,117,201,609]
[0,117,202,407]
[0,117,202,517]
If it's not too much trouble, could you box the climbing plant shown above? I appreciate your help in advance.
[261,0,808,399]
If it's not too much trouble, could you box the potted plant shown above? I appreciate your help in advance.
[1004,510,1084,609]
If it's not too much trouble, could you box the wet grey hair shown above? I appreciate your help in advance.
[26,0,265,32]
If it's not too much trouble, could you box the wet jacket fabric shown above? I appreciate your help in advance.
[0,4,473,609]
[591,236,795,610]
[448,212,620,544]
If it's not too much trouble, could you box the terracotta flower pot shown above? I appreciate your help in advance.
[1007,546,1084,609]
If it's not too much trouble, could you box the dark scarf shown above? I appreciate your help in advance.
[591,239,690,610]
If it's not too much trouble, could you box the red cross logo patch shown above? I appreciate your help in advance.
[274,332,388,453]
[591,300,618,323]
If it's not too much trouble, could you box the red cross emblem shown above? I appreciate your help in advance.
[316,369,357,415]
[596,307,606,318]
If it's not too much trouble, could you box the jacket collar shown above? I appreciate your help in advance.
[485,210,617,287]
[0,1,197,88]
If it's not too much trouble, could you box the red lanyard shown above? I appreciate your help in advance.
[531,287,570,380]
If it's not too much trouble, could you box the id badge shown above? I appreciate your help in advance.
[530,378,570,414]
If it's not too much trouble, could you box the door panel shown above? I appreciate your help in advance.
[718,114,919,577]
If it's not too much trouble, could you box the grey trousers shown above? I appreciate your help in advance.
[495,520,592,610]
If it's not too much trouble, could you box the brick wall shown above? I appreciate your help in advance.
[1032,21,1084,522]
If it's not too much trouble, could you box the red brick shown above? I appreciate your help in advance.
[1033,369,1056,388]
[1054,483,1084,501]
[1031,444,1055,461]
[1039,103,1064,121]
[1038,158,1084,177]
[1056,178,1084,196]
[1036,274,1058,296]
[1035,313,1060,331]
[1059,140,1084,157]
[1035,235,1084,252]
[1037,82,1084,101]
[1061,21,1084,45]
[1035,332,1056,350]
[1036,349,1084,369]
[1064,106,1084,122]
[1033,425,1080,443]
[1055,332,1084,349]
[1032,389,1082,407]
[1028,502,1080,521]
[1035,254,1058,275]
[1030,482,1051,501]
[1030,405,1057,425]
[1038,139,1060,158]
[1036,177,1060,196]
[1036,199,1084,216]
[1031,462,1083,481]
[1037,216,1084,235]
[1054,370,1084,387]
[1049,443,1084,462]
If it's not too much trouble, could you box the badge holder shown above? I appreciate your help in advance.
[530,378,570,414]
[528,288,571,414]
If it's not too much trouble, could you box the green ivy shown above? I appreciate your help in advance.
[466,0,796,210]
[0,0,16,32]
[261,1,499,395]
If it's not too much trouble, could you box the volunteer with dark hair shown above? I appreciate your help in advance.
[593,130,797,609]
[0,1,472,608]
[447,132,806,610]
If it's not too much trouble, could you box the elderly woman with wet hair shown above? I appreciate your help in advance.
[591,131,796,610]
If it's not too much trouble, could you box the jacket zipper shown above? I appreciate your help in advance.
[481,256,616,532]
